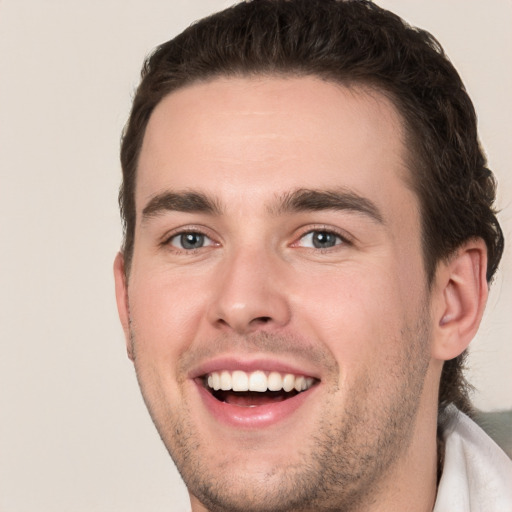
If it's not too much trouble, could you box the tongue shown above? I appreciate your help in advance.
[221,391,293,407]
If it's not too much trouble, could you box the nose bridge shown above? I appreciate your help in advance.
[209,242,290,334]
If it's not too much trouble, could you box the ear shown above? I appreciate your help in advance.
[431,239,488,361]
[113,252,134,361]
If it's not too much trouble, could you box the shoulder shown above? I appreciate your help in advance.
[434,405,512,512]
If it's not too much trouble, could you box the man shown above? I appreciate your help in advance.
[113,1,512,510]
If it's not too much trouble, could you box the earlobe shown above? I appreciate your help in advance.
[113,252,134,361]
[431,239,488,361]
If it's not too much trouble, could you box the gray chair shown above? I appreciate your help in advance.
[474,409,512,459]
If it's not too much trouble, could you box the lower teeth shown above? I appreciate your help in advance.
[213,390,298,406]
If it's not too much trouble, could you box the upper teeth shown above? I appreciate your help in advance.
[206,370,315,393]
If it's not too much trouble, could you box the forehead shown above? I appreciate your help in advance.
[137,76,414,218]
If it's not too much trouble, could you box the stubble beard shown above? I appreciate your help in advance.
[131,313,432,512]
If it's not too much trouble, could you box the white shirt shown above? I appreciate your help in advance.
[434,406,512,512]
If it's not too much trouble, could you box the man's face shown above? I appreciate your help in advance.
[116,77,439,511]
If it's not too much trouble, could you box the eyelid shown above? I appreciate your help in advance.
[291,225,354,248]
[160,225,220,250]
[170,232,215,249]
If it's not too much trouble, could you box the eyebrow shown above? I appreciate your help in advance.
[142,191,222,221]
[141,187,383,224]
[272,188,384,224]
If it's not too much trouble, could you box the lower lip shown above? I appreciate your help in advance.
[195,382,317,429]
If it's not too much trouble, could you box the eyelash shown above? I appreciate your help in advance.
[292,226,352,251]
[161,226,352,253]
[162,228,218,252]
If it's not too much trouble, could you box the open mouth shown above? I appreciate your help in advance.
[202,370,318,407]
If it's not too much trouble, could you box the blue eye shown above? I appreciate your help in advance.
[299,230,343,249]
[170,232,214,250]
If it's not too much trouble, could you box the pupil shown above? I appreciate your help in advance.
[313,231,336,248]
[181,233,204,249]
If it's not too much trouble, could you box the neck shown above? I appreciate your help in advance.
[364,411,438,512]
[353,369,441,512]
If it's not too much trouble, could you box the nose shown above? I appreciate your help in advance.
[208,247,291,335]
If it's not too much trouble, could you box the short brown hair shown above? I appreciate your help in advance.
[119,0,504,414]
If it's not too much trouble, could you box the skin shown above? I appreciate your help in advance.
[114,76,488,511]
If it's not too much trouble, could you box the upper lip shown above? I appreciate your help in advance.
[189,356,321,381]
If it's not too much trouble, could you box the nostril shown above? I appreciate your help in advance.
[216,315,270,325]
[253,316,272,324]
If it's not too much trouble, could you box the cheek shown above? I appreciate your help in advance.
[290,262,418,374]
[128,271,209,360]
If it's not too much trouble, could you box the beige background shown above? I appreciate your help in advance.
[0,1,510,510]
